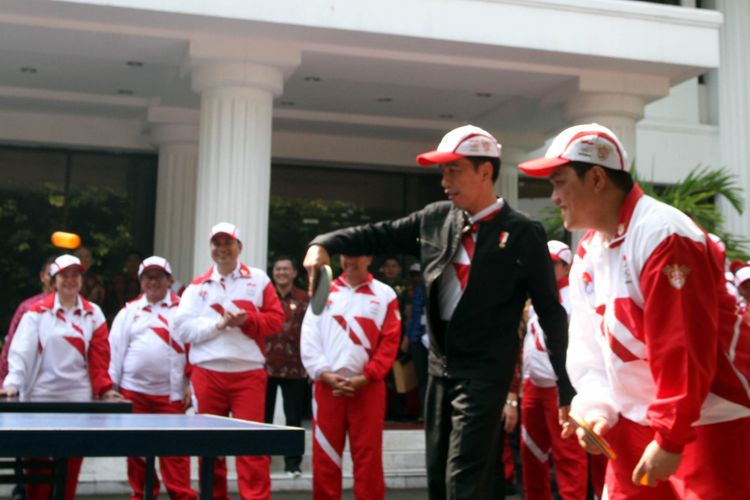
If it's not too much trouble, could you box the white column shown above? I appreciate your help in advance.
[189,41,301,273]
[497,145,525,208]
[564,92,645,162]
[716,0,750,239]
[149,108,200,285]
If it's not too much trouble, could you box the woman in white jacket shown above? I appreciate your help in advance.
[0,254,121,500]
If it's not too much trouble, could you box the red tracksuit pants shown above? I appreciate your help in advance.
[191,366,270,500]
[603,415,750,499]
[120,388,197,500]
[521,379,588,500]
[312,379,386,500]
[589,452,607,499]
[25,457,82,500]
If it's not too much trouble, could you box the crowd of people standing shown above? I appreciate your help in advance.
[1,122,750,500]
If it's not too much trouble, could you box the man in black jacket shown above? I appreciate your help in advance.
[304,125,574,499]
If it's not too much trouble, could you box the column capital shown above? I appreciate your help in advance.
[188,37,301,96]
[147,106,200,146]
[562,92,647,164]
[564,92,645,124]
[577,71,670,101]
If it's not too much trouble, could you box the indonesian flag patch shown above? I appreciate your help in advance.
[662,264,690,289]
[498,231,509,249]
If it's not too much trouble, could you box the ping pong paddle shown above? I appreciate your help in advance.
[569,412,617,460]
[310,265,332,315]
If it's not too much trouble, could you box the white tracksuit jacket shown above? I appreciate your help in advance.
[523,278,571,388]
[3,293,112,401]
[108,291,187,401]
[173,263,284,372]
[301,274,401,382]
[567,185,750,453]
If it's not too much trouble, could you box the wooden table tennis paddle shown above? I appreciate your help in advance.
[569,412,617,460]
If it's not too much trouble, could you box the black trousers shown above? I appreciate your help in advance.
[425,375,507,500]
[410,340,429,416]
[264,377,308,471]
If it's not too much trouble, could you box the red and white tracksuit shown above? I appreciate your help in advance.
[300,274,401,500]
[174,262,284,500]
[567,185,750,499]
[2,293,112,500]
[109,292,196,500]
[521,280,588,500]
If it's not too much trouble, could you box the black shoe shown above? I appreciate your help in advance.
[11,483,26,500]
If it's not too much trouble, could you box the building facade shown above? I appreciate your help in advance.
[0,0,747,288]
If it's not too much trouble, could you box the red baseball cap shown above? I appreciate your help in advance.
[50,254,85,278]
[210,222,241,242]
[518,123,628,177]
[547,240,572,265]
[138,256,172,278]
[735,266,750,287]
[416,125,502,166]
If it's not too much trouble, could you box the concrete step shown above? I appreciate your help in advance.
[270,429,426,471]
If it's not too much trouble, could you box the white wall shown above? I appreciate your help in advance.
[636,79,720,185]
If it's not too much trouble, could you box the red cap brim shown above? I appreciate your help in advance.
[517,156,571,177]
[53,264,85,277]
[210,232,240,241]
[416,150,464,167]
[140,265,170,277]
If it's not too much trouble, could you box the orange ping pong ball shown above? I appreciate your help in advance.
[51,231,81,249]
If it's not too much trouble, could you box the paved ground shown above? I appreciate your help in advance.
[271,488,522,499]
[268,490,520,499]
[97,488,523,499]
[273,490,427,499]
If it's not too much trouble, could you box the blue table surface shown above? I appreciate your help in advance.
[0,413,296,431]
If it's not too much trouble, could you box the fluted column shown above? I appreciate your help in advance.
[189,41,301,273]
[564,93,645,161]
[149,107,200,285]
[497,145,523,208]
[716,0,750,239]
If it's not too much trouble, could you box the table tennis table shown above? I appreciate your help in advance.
[0,412,304,500]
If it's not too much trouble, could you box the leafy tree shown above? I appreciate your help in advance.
[0,185,138,340]
[633,166,749,261]
[268,196,374,280]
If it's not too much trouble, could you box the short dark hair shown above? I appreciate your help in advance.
[383,255,401,266]
[272,255,298,270]
[569,161,634,192]
[468,156,501,182]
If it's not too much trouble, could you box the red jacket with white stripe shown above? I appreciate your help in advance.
[567,185,750,453]
[523,277,571,388]
[174,262,284,372]
[300,273,401,382]
[2,293,112,400]
[109,291,187,400]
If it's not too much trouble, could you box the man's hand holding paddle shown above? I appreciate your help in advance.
[304,245,330,292]
[304,245,333,315]
[562,414,615,458]
[632,440,681,488]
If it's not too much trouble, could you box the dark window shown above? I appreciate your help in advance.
[269,162,444,278]
[0,146,156,333]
